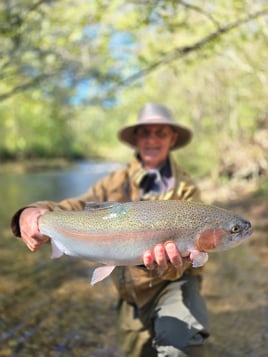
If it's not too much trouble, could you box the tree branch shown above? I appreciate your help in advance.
[117,8,268,88]
[0,7,267,103]
[0,74,51,101]
[179,0,221,28]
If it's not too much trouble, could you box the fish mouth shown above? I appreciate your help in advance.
[233,221,253,242]
[243,221,253,239]
[243,228,253,239]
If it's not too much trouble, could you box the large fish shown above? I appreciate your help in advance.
[38,200,252,284]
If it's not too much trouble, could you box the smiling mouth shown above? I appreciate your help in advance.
[144,147,160,155]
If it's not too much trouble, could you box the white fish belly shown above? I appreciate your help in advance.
[40,225,183,266]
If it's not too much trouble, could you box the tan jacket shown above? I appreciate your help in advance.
[11,155,202,307]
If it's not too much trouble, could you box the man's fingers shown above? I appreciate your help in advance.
[19,207,50,251]
[143,241,184,272]
[20,235,39,251]
[143,250,156,270]
[154,244,168,271]
[164,241,183,269]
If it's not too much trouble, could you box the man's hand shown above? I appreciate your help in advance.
[19,207,50,251]
[143,241,183,271]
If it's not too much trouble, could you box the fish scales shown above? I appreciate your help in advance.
[41,201,232,232]
[38,200,252,285]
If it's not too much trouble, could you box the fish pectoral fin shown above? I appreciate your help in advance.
[90,265,116,285]
[189,250,208,268]
[51,240,64,259]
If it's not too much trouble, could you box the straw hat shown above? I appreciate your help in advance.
[118,103,192,150]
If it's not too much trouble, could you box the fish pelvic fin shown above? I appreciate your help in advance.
[90,265,116,285]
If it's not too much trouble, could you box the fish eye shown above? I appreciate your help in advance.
[230,225,241,234]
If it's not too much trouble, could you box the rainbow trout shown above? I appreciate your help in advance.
[38,200,252,285]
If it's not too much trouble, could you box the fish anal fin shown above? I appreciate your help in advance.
[51,240,64,259]
[90,265,116,285]
[189,249,208,268]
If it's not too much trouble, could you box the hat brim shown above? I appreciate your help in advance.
[118,121,192,150]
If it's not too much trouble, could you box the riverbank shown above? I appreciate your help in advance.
[0,158,73,174]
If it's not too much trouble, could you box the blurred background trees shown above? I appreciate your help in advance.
[0,0,267,180]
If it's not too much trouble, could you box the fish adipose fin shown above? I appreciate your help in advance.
[91,265,116,285]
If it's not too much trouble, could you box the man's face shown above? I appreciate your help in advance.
[134,124,178,169]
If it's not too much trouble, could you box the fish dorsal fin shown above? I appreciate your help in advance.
[84,201,120,211]
[85,201,127,220]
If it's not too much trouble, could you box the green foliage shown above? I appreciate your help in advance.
[0,0,267,179]
[0,91,77,159]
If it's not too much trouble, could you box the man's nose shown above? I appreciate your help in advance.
[146,132,158,140]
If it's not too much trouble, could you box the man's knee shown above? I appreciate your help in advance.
[153,316,206,355]
[153,336,205,357]
[153,343,205,357]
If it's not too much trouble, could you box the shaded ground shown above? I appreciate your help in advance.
[0,179,267,356]
[201,180,268,356]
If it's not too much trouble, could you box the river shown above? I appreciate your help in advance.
[0,161,267,356]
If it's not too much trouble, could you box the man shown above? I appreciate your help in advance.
[11,103,209,356]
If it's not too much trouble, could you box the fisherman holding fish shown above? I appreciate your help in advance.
[11,103,212,356]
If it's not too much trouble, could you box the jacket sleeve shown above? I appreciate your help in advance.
[172,164,201,202]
